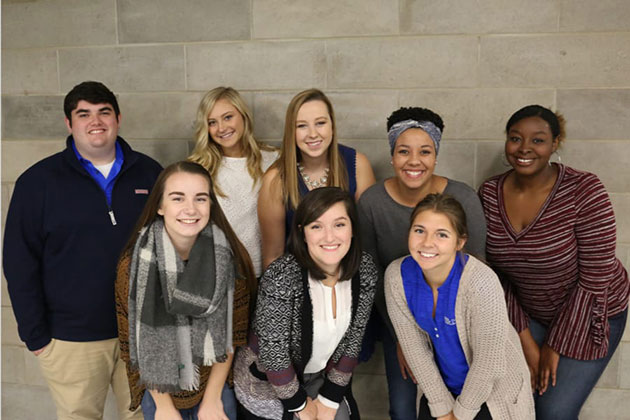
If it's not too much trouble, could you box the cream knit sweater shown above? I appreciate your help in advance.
[385,255,534,420]
[215,149,277,277]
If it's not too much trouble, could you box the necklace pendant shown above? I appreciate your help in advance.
[297,163,330,190]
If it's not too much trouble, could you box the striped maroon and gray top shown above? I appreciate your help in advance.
[479,164,629,360]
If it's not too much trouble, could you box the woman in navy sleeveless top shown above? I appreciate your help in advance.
[258,89,375,270]
[285,144,358,238]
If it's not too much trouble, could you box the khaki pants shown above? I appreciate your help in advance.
[37,338,142,420]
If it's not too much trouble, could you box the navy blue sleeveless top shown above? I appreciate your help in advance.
[284,144,357,242]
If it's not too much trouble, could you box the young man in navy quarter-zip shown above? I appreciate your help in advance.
[3,81,163,420]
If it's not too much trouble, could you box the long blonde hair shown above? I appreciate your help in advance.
[188,87,274,196]
[273,88,348,210]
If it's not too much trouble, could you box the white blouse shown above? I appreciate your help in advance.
[304,274,352,374]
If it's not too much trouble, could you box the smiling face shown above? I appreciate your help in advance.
[303,201,352,276]
[505,116,559,177]
[295,100,333,161]
[408,209,466,283]
[207,98,245,157]
[158,172,211,253]
[392,128,437,191]
[65,100,120,161]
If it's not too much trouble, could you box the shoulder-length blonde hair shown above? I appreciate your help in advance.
[188,87,274,196]
[273,88,348,210]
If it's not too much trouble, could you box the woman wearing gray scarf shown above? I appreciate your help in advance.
[116,161,256,420]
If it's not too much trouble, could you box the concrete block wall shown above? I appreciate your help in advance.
[2,0,630,418]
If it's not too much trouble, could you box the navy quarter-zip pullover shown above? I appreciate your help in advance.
[3,136,162,350]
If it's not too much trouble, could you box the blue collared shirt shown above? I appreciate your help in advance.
[72,139,124,207]
[401,254,470,395]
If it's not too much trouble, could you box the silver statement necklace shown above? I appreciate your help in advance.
[297,162,329,189]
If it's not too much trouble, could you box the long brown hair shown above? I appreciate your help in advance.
[272,89,348,210]
[188,87,275,196]
[122,161,257,302]
[287,187,361,281]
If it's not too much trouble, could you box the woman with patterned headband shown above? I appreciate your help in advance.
[358,107,487,420]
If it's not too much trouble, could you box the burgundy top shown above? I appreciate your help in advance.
[479,164,629,360]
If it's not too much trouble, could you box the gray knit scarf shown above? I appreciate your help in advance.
[128,219,234,392]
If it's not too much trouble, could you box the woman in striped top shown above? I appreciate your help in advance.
[478,105,629,420]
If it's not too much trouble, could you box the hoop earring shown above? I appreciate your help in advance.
[501,153,511,167]
[549,150,562,166]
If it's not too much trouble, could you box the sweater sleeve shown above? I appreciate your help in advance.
[232,275,250,348]
[454,263,509,420]
[114,253,144,410]
[462,196,487,261]
[357,195,381,269]
[115,253,133,363]
[2,172,51,351]
[385,260,454,418]
[357,192,396,338]
[546,174,620,359]
[504,277,530,333]
[255,257,307,412]
[320,253,378,404]
[447,180,487,260]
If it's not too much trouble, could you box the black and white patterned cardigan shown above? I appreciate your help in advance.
[236,252,377,417]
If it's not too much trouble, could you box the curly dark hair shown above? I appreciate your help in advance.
[386,107,445,132]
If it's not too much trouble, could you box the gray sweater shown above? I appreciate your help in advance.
[357,179,487,334]
[385,256,534,420]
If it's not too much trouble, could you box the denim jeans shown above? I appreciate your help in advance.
[529,308,627,420]
[381,316,418,420]
[140,383,237,420]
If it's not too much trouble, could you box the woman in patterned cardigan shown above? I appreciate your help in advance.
[234,187,377,420]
